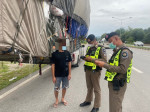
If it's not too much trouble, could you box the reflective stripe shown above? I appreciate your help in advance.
[84,47,101,70]
[105,49,132,83]
[127,59,132,83]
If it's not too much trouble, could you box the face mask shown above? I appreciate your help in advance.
[62,46,67,50]
[109,42,116,49]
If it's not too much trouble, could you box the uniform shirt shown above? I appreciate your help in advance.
[51,50,72,77]
[104,44,133,79]
[85,45,107,71]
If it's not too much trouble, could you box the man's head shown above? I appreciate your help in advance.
[56,38,66,46]
[105,32,123,47]
[87,34,97,45]
[56,38,66,50]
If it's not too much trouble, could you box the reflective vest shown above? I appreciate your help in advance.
[105,48,133,83]
[84,46,101,70]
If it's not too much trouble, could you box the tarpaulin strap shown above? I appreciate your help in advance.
[76,24,81,38]
[65,16,68,37]
[12,0,30,50]
[29,53,33,64]
[69,18,72,36]
[19,52,23,66]
[59,30,62,38]
[39,64,42,75]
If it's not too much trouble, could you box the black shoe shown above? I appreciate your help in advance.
[80,101,91,107]
[91,108,99,112]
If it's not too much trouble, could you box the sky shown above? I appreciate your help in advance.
[89,0,150,36]
[44,0,150,37]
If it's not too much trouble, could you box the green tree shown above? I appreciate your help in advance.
[131,28,145,41]
[144,27,150,35]
[100,33,107,40]
[115,28,126,36]
[143,33,150,44]
[126,36,134,43]
[100,27,150,44]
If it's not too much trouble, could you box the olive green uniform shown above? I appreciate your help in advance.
[104,44,133,112]
[84,45,107,108]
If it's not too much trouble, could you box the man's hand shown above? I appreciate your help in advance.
[52,77,56,83]
[68,74,71,80]
[85,56,92,62]
[95,60,105,67]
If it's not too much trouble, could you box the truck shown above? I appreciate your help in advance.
[0,0,90,67]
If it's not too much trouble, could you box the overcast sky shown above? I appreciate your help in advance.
[89,0,150,36]
[44,0,150,36]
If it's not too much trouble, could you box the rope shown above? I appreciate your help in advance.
[12,0,30,50]
[69,18,72,36]
[65,16,68,38]
[29,53,33,64]
[28,53,33,77]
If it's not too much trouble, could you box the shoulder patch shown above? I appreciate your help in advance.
[102,48,106,53]
[102,48,107,56]
[121,51,128,58]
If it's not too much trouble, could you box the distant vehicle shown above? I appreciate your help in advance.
[134,41,144,46]
[99,38,110,49]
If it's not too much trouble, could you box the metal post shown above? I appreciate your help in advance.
[112,17,132,37]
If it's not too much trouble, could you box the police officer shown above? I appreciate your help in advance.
[80,34,107,112]
[94,32,133,112]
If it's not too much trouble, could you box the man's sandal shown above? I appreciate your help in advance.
[53,103,58,108]
[61,100,68,106]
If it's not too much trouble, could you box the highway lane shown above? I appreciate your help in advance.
[0,47,150,112]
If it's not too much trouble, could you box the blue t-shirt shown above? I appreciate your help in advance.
[51,50,72,77]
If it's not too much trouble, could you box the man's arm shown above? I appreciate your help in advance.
[98,47,107,62]
[95,49,133,74]
[51,64,56,83]
[50,52,56,83]
[68,62,71,80]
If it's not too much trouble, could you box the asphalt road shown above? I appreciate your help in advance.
[0,47,150,112]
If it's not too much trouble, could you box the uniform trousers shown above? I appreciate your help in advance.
[85,69,101,108]
[108,82,127,112]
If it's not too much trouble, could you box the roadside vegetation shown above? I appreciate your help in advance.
[80,40,87,44]
[0,62,47,90]
[126,44,150,50]
[100,27,150,44]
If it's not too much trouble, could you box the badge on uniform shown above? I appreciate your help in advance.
[121,51,128,58]
[102,48,107,56]
[103,48,106,53]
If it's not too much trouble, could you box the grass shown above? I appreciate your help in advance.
[0,64,47,90]
[0,62,9,74]
[80,40,87,44]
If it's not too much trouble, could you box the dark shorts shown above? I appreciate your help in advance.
[54,77,69,91]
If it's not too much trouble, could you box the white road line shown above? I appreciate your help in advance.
[132,67,143,74]
[0,67,51,100]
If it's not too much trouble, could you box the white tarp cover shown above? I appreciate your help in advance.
[0,0,49,57]
[52,0,90,28]
[73,0,90,28]
[52,0,76,17]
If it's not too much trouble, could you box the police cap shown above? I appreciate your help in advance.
[105,32,119,41]
[87,34,96,43]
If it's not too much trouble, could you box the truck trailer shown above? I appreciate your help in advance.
[0,0,90,66]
